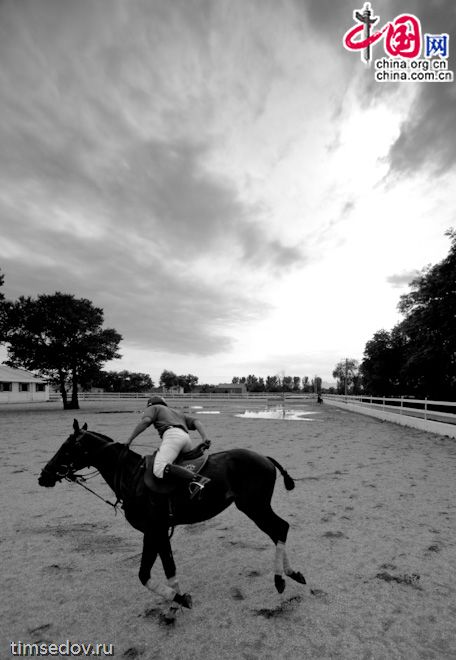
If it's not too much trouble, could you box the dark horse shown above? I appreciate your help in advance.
[39,420,305,621]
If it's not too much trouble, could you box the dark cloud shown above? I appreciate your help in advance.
[301,0,360,42]
[386,270,419,288]
[0,0,310,357]
[384,0,456,176]
[304,0,456,177]
[0,210,269,355]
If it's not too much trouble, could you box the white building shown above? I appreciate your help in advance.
[0,365,49,403]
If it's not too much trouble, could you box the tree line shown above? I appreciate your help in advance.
[230,375,322,393]
[334,231,456,399]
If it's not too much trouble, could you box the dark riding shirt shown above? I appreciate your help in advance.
[143,404,197,438]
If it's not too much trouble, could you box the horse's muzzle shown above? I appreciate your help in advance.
[38,470,57,487]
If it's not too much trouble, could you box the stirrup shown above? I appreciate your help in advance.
[188,482,204,499]
[188,477,209,499]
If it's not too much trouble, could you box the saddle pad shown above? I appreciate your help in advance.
[143,448,209,494]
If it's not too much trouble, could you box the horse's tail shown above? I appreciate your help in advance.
[267,456,295,491]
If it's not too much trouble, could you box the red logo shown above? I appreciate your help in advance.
[344,3,422,63]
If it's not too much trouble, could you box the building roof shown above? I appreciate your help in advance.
[0,364,47,383]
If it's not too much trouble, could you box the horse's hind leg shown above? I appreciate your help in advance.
[235,500,296,593]
[282,547,306,585]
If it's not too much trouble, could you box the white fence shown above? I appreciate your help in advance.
[324,394,456,439]
[48,391,316,402]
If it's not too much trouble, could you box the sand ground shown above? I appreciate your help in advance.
[1,399,456,659]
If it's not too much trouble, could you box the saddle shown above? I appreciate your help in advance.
[143,441,210,495]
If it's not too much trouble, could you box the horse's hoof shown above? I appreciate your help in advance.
[274,575,286,593]
[287,571,306,585]
[173,592,193,609]
[160,611,177,626]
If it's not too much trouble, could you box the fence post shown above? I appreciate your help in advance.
[383,396,385,411]
[400,396,403,416]
[424,397,428,420]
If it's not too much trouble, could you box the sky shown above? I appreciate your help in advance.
[0,0,455,387]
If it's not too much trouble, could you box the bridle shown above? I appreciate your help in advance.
[49,430,125,513]
[43,428,177,539]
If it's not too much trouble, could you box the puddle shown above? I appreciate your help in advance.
[235,409,320,421]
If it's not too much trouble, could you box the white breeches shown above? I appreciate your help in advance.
[153,427,193,478]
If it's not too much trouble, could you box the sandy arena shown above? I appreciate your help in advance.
[1,399,456,659]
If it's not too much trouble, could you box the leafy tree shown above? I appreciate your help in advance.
[332,359,360,394]
[292,376,301,391]
[265,375,281,392]
[177,374,199,393]
[362,231,456,399]
[282,376,293,392]
[246,374,259,391]
[158,370,199,392]
[361,329,405,395]
[88,370,154,392]
[159,370,179,389]
[3,292,122,409]
[396,230,456,398]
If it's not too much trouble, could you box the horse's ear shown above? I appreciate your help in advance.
[82,422,88,431]
[73,419,80,433]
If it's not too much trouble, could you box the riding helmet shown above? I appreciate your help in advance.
[147,395,168,407]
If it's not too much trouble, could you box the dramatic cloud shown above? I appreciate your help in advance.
[386,0,456,176]
[0,0,310,357]
[0,0,454,383]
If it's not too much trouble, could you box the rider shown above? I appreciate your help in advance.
[125,396,210,498]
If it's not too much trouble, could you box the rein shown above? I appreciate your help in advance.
[57,430,176,539]
[66,474,121,513]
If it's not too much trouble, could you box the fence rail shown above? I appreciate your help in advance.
[48,391,316,402]
[325,394,456,424]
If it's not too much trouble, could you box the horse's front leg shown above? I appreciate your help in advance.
[138,532,192,614]
[157,533,192,623]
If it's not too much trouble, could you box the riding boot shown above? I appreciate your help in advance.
[163,463,211,499]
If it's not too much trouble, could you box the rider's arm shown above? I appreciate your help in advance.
[193,419,209,443]
[125,414,153,446]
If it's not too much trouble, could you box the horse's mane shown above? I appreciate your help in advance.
[83,430,115,443]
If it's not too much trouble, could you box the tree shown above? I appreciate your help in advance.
[361,329,404,395]
[265,375,281,392]
[88,370,154,392]
[332,359,360,394]
[395,231,456,398]
[177,374,199,393]
[362,231,456,399]
[246,374,259,391]
[3,292,122,409]
[292,376,301,392]
[282,376,293,392]
[159,370,179,389]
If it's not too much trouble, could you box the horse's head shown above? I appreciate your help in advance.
[38,419,107,487]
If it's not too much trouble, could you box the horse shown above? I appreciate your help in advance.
[38,420,306,622]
